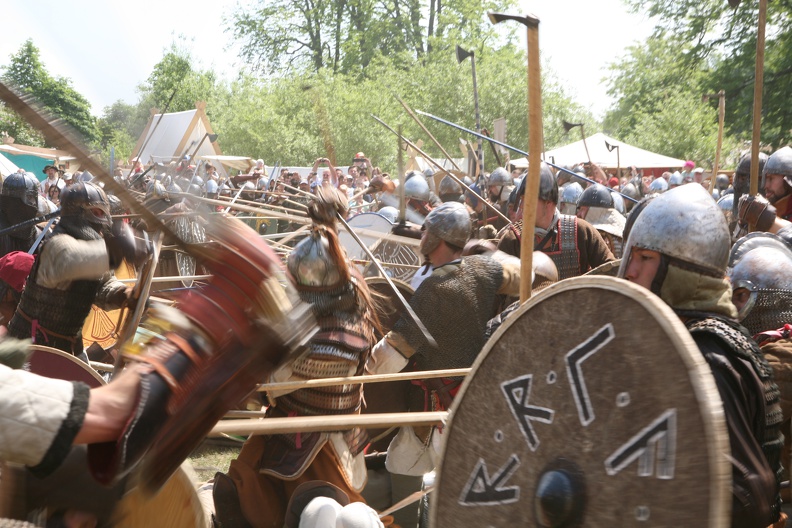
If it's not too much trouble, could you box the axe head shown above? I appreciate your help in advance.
[456,45,473,63]
[562,120,583,133]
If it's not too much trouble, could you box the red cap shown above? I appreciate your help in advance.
[608,177,619,188]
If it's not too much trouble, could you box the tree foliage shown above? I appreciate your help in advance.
[1,39,98,144]
[227,0,516,75]
[606,0,792,165]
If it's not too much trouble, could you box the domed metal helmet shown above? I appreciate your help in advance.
[577,183,614,210]
[288,230,345,288]
[377,206,398,223]
[619,183,730,281]
[668,171,684,186]
[106,193,124,216]
[716,193,734,226]
[763,146,792,187]
[649,178,668,193]
[559,182,584,215]
[488,167,511,187]
[611,191,626,215]
[728,232,791,270]
[404,174,431,201]
[167,182,183,195]
[715,174,730,191]
[423,167,435,179]
[438,174,463,198]
[538,163,558,204]
[420,201,471,256]
[60,181,112,227]
[146,181,169,201]
[1,171,40,209]
[187,183,204,197]
[728,245,792,335]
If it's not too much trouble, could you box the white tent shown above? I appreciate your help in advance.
[0,152,19,178]
[512,133,685,170]
[133,102,226,176]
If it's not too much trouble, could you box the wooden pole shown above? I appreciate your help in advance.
[488,12,542,303]
[396,95,463,172]
[209,411,448,437]
[750,0,767,196]
[257,367,471,392]
[708,90,726,195]
[521,18,543,303]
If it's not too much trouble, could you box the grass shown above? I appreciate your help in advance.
[188,438,244,483]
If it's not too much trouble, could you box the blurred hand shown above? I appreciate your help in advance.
[737,194,776,232]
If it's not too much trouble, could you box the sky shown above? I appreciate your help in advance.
[1,0,655,120]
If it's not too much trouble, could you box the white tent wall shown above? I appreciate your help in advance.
[0,152,20,178]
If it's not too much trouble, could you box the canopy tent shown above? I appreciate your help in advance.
[0,144,77,180]
[199,155,254,173]
[133,102,227,177]
[0,152,19,178]
[511,133,686,172]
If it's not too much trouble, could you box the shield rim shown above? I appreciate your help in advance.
[431,275,730,528]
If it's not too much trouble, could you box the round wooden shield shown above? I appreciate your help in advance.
[431,276,730,527]
[584,258,622,277]
[362,277,414,452]
[26,344,105,388]
[112,464,205,528]
[82,260,136,350]
[340,213,421,283]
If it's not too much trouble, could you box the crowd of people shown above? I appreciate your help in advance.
[0,143,791,527]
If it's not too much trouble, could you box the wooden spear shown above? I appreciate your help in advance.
[489,12,543,303]
[750,0,767,196]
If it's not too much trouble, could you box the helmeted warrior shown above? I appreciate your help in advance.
[496,164,614,279]
[648,177,668,194]
[733,151,768,220]
[438,174,463,203]
[7,182,150,357]
[216,187,388,528]
[619,183,783,527]
[558,181,583,215]
[729,242,792,501]
[763,146,792,221]
[0,171,41,257]
[714,173,731,199]
[575,183,626,258]
[366,201,521,476]
[486,167,513,230]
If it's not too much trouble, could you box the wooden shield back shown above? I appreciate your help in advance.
[27,344,105,388]
[431,276,730,527]
[363,277,414,452]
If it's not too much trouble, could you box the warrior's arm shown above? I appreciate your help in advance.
[94,273,129,310]
[37,235,112,289]
[579,222,615,269]
[489,251,521,296]
[366,331,414,375]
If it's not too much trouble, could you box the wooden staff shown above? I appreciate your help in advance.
[707,90,726,195]
[395,95,463,172]
[489,12,543,303]
[257,367,471,392]
[209,411,447,437]
[750,0,767,196]
[172,193,311,224]
[371,114,512,225]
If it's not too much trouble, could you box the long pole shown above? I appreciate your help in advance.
[708,90,726,195]
[415,109,639,204]
[395,95,462,172]
[489,11,543,303]
[470,53,484,176]
[750,0,767,196]
[371,114,512,224]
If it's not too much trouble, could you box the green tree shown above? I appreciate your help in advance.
[612,0,792,150]
[2,39,98,144]
[227,0,516,75]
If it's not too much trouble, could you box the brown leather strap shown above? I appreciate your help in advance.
[16,308,78,343]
